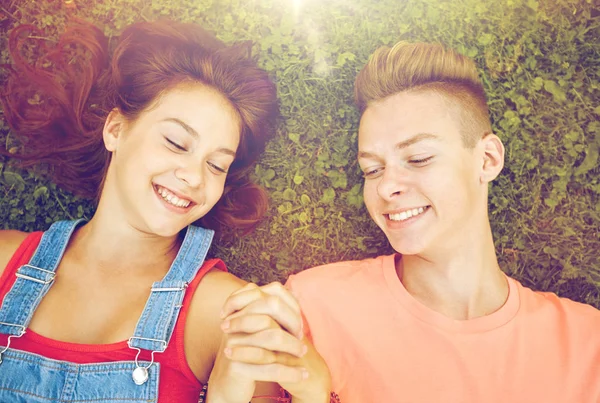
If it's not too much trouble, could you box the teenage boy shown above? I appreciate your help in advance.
[286,41,600,402]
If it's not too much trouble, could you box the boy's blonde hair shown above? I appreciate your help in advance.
[354,42,492,147]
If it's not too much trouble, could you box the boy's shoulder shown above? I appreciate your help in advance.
[519,280,599,315]
[516,279,600,334]
[286,254,393,295]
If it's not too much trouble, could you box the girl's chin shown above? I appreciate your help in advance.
[145,219,190,238]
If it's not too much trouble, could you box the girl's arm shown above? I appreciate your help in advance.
[0,230,29,278]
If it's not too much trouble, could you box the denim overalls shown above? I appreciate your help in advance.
[0,219,213,402]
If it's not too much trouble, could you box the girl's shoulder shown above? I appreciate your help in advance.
[0,230,30,277]
[183,267,247,382]
[186,268,247,340]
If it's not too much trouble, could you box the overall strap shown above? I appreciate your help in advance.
[128,225,214,353]
[0,220,83,336]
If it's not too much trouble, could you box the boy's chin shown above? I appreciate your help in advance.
[387,238,428,256]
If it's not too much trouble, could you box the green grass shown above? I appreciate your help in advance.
[1,0,598,308]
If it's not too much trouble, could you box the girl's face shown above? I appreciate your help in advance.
[102,83,241,237]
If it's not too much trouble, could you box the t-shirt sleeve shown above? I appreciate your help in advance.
[285,274,313,341]
[285,272,348,391]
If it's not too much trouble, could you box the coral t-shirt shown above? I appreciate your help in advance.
[286,254,600,403]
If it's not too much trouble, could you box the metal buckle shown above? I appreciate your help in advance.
[15,265,56,285]
[0,321,26,336]
[130,347,158,386]
[127,336,168,352]
[0,322,26,364]
[127,336,167,386]
[150,283,188,292]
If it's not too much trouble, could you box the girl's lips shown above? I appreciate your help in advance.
[154,183,194,204]
[153,184,194,214]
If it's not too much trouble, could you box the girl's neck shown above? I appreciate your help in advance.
[67,213,182,277]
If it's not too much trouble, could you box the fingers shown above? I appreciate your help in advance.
[222,313,278,334]
[221,283,262,318]
[260,282,302,318]
[224,346,302,367]
[225,327,308,358]
[226,296,302,339]
[226,361,309,383]
[222,282,300,317]
[222,282,303,338]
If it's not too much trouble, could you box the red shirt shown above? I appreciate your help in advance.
[0,232,225,403]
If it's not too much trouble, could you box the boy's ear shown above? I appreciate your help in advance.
[479,133,505,184]
[103,109,126,152]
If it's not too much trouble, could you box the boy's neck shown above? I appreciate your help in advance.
[396,227,508,320]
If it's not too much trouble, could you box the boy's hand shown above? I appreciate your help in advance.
[207,282,331,403]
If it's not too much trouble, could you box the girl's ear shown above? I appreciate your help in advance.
[103,109,126,152]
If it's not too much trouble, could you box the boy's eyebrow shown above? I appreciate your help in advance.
[162,117,236,157]
[358,133,439,159]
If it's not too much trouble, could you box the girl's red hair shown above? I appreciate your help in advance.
[1,19,278,232]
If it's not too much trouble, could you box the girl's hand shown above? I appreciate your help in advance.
[207,282,331,403]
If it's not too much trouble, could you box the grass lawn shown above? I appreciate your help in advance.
[1,0,598,308]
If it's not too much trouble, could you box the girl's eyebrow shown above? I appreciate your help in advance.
[162,117,199,138]
[162,117,236,157]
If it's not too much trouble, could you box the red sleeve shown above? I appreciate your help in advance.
[0,231,43,304]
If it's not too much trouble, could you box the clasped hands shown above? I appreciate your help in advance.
[207,282,331,403]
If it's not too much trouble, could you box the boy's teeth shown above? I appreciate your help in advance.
[389,207,427,222]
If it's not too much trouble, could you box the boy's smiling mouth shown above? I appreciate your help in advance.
[386,206,430,222]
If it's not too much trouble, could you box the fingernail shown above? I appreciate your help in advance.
[221,320,230,331]
[301,368,309,380]
[224,347,232,357]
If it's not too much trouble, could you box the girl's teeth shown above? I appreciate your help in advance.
[157,186,191,208]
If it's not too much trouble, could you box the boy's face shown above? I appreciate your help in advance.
[358,90,501,256]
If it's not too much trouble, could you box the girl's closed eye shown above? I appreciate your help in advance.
[165,136,187,152]
[207,161,228,174]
